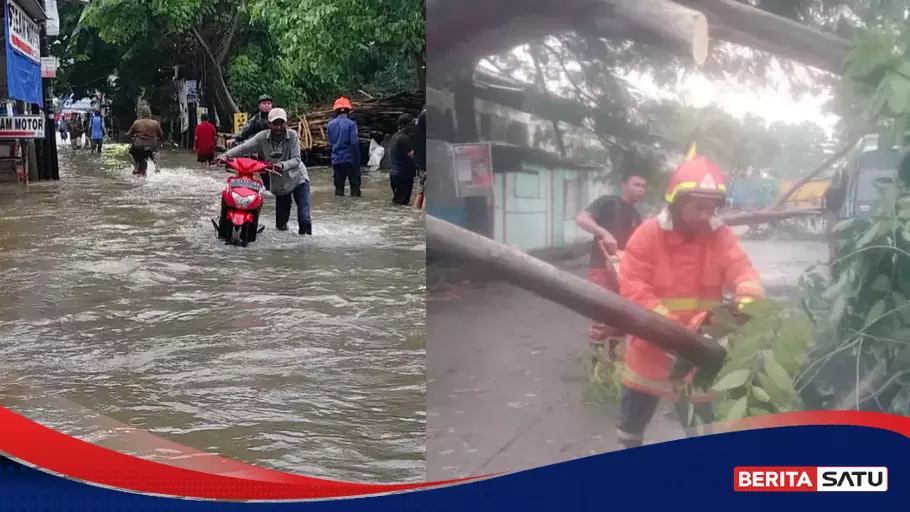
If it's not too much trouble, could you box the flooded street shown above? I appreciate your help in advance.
[0,144,426,483]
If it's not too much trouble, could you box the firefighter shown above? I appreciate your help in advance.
[616,156,765,449]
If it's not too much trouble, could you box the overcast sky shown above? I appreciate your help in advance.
[482,43,841,137]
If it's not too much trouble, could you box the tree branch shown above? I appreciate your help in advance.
[215,8,245,66]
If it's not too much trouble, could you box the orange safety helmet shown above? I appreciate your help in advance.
[664,156,728,204]
[333,97,353,111]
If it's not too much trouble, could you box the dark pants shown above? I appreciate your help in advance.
[91,138,103,153]
[275,182,312,234]
[333,162,361,196]
[129,144,155,173]
[617,386,714,448]
[260,172,271,191]
[390,172,415,205]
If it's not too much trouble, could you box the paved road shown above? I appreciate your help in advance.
[427,239,828,480]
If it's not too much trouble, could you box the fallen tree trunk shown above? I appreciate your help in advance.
[426,216,728,375]
[771,142,855,210]
[594,0,710,65]
[721,208,825,227]
[427,0,712,71]
[427,0,852,76]
[675,0,851,75]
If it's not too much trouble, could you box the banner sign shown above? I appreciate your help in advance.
[0,115,45,139]
[7,0,40,63]
[44,0,59,36]
[40,57,58,78]
[233,112,248,134]
[451,143,495,198]
[4,0,43,105]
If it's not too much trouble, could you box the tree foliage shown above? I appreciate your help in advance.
[54,0,424,132]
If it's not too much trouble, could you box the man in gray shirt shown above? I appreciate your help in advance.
[218,108,312,235]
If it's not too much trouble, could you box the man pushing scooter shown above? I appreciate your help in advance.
[215,108,313,236]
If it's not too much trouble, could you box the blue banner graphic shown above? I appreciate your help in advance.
[0,424,907,510]
[4,0,43,106]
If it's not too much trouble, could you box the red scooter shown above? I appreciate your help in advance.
[211,155,280,247]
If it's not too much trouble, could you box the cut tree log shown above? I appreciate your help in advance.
[427,0,852,76]
[598,0,709,65]
[428,0,712,71]
[426,215,728,376]
[674,0,851,75]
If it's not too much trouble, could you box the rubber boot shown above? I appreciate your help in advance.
[299,222,312,235]
[335,189,344,196]
[351,187,362,198]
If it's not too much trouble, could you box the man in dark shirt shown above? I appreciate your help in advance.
[388,114,417,205]
[575,172,648,359]
[414,107,427,210]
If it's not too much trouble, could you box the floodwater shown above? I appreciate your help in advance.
[0,142,426,483]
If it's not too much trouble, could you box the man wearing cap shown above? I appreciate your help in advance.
[217,108,312,235]
[231,94,275,189]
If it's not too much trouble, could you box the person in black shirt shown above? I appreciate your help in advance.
[575,172,648,359]
[414,107,427,209]
[388,114,417,205]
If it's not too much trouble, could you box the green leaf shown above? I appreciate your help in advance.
[856,222,883,248]
[740,298,780,318]
[755,372,786,403]
[752,386,771,403]
[724,396,749,422]
[865,299,887,327]
[871,274,893,293]
[832,219,856,233]
[748,407,772,417]
[830,293,848,325]
[893,292,910,323]
[763,353,796,394]
[712,369,752,391]
[888,78,910,114]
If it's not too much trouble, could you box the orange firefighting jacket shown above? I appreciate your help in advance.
[618,209,764,400]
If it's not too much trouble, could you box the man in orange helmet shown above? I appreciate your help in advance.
[616,156,764,449]
[327,97,362,197]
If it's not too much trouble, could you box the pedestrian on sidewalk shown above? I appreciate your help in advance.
[218,108,312,235]
[327,97,362,197]
[89,111,105,153]
[194,113,218,166]
[388,113,417,206]
[575,172,647,360]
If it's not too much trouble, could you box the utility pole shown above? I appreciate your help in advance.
[40,23,60,180]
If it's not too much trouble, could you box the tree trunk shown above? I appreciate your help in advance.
[675,0,851,75]
[427,0,851,75]
[414,50,427,93]
[771,141,855,209]
[596,0,709,65]
[191,27,239,114]
[201,57,237,131]
[426,216,728,376]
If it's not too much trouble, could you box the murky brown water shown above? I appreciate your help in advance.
[0,142,426,483]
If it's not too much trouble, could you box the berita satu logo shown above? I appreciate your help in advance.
[734,466,888,492]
